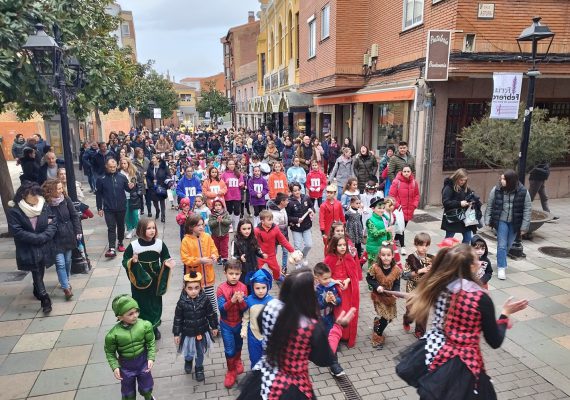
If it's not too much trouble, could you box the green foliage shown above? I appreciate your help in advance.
[459,104,570,171]
[196,80,231,121]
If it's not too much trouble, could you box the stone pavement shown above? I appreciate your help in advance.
[0,161,568,399]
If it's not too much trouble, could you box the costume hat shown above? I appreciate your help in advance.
[112,294,139,317]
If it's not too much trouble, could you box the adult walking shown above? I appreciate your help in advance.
[484,170,531,280]
[92,142,116,188]
[146,155,170,223]
[441,168,477,244]
[528,162,558,219]
[42,179,82,300]
[295,135,316,172]
[388,141,415,181]
[96,159,134,258]
[133,148,151,217]
[19,147,41,184]
[119,158,142,239]
[286,182,315,259]
[399,244,528,400]
[329,147,354,200]
[7,182,57,313]
[389,165,420,255]
[353,145,378,192]
[11,133,27,164]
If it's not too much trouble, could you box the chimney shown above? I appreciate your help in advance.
[248,11,255,23]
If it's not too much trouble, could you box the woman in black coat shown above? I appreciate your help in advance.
[7,182,57,313]
[19,147,41,184]
[42,179,82,300]
[146,154,171,223]
[440,168,477,243]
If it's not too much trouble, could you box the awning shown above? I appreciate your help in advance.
[282,92,314,112]
[314,87,415,106]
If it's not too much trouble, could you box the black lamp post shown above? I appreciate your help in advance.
[509,16,555,258]
[22,23,85,202]
[147,100,157,131]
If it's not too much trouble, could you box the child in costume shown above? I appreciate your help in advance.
[104,294,156,400]
[175,197,192,240]
[402,232,433,338]
[360,180,384,236]
[217,259,248,388]
[180,214,219,316]
[208,198,231,264]
[176,164,202,208]
[173,272,219,381]
[193,194,211,234]
[319,184,345,245]
[471,234,493,289]
[231,218,267,284]
[202,166,227,208]
[240,269,273,368]
[340,177,360,210]
[254,210,295,282]
[306,160,327,209]
[267,161,289,200]
[247,165,269,227]
[122,218,174,340]
[366,245,402,349]
[366,197,397,269]
[345,196,364,258]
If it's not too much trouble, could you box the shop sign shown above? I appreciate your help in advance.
[425,30,451,81]
[153,108,162,119]
[490,72,523,120]
[478,3,495,19]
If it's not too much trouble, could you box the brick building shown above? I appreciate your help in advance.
[221,12,260,129]
[180,73,226,94]
[298,0,570,204]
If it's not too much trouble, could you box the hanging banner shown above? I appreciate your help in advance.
[425,30,451,81]
[490,72,523,119]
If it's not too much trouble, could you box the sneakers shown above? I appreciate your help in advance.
[184,359,193,374]
[400,246,407,255]
[497,268,506,280]
[125,230,133,239]
[195,365,205,382]
[330,362,345,377]
[105,248,116,258]
[117,244,126,252]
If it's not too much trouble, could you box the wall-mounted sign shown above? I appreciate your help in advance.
[478,3,495,19]
[425,30,451,81]
[490,72,523,120]
[153,108,162,119]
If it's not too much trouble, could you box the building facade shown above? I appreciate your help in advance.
[298,0,570,204]
[221,12,260,129]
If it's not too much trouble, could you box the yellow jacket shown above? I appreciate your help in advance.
[180,232,218,287]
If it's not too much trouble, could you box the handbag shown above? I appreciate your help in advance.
[443,208,465,224]
[463,206,478,227]
[154,185,167,197]
[393,206,405,235]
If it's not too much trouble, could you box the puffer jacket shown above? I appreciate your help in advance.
[286,194,313,233]
[389,171,420,221]
[440,177,473,234]
[48,196,82,252]
[172,290,218,338]
[388,152,416,181]
[353,153,378,192]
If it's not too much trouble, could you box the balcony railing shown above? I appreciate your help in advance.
[263,66,289,92]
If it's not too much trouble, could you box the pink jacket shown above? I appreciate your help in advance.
[389,171,420,221]
[221,171,244,201]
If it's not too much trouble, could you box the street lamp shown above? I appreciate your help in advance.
[509,17,555,258]
[22,23,85,202]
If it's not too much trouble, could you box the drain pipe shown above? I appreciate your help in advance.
[420,87,435,208]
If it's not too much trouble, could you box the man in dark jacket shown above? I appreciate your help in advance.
[96,159,134,258]
[38,152,65,186]
[82,142,99,192]
[388,141,415,181]
[92,142,116,185]
[252,133,267,157]
[528,162,557,219]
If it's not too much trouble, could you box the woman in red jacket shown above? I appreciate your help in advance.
[389,165,420,255]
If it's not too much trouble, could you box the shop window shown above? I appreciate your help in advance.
[374,102,408,155]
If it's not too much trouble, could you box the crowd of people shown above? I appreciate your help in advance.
[7,125,536,400]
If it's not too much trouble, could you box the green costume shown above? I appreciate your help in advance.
[365,212,392,267]
[104,318,156,371]
[122,238,171,328]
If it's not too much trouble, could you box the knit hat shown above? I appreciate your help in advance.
[112,294,139,317]
[245,268,273,290]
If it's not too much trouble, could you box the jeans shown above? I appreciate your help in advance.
[275,245,289,270]
[104,210,126,248]
[337,185,343,200]
[184,337,205,367]
[55,250,72,290]
[445,229,472,244]
[497,220,516,269]
[87,172,97,192]
[292,229,313,258]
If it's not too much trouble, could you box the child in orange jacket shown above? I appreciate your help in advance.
[267,161,289,200]
[254,210,295,281]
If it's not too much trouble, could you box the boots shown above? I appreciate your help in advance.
[371,332,385,349]
[224,356,237,388]
[235,351,244,375]
[40,295,52,314]
[195,365,205,382]
[184,359,193,374]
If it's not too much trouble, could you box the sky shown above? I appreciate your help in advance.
[118,0,260,81]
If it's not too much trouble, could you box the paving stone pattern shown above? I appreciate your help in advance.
[0,162,568,399]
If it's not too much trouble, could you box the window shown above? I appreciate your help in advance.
[261,53,266,77]
[321,4,330,40]
[121,22,130,36]
[308,16,316,58]
[463,34,476,52]
[403,0,424,30]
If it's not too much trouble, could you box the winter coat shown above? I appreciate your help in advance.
[146,162,171,199]
[247,175,269,206]
[19,156,41,184]
[286,194,313,233]
[471,234,493,284]
[327,143,340,165]
[133,157,150,192]
[389,171,420,221]
[353,153,378,191]
[208,210,231,237]
[11,138,27,160]
[388,152,416,181]
[96,172,131,212]
[252,139,267,157]
[81,148,97,175]
[440,177,475,234]
[180,233,218,287]
[329,156,354,188]
[319,199,346,236]
[7,203,57,271]
[282,145,295,170]
[172,290,218,338]
[92,150,116,176]
[484,183,531,232]
[529,162,550,181]
[48,196,82,252]
[295,144,316,171]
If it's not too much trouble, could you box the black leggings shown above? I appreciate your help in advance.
[31,266,47,298]
[153,198,166,218]
[311,197,323,209]
[226,200,241,216]
[253,205,265,217]
[374,317,390,336]
[142,193,152,214]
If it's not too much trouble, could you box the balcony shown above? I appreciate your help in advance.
[263,66,290,92]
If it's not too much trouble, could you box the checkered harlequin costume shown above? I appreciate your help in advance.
[254,299,317,400]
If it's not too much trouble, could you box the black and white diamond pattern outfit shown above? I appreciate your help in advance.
[424,289,450,366]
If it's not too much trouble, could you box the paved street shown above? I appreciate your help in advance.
[0,162,569,400]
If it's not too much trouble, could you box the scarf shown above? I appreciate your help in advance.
[50,194,65,207]
[18,196,45,218]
